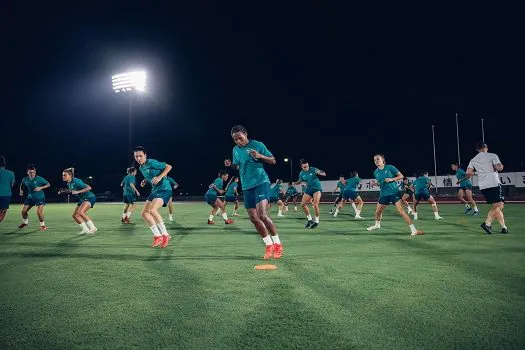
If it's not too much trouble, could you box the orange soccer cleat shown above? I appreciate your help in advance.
[224,219,234,224]
[39,226,48,231]
[160,234,171,248]
[151,236,163,248]
[273,243,283,259]
[263,245,275,260]
[208,220,215,225]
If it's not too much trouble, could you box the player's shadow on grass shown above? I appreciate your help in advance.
[0,251,258,261]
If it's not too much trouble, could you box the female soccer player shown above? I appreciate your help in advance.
[120,167,140,224]
[293,159,326,229]
[333,171,364,219]
[451,163,478,215]
[411,171,442,220]
[224,177,240,216]
[205,171,234,224]
[134,146,173,248]
[166,176,179,222]
[224,125,283,259]
[59,168,97,235]
[269,179,286,217]
[366,154,423,235]
[18,165,50,230]
[400,177,415,214]
[0,155,15,223]
[329,175,346,214]
[284,182,299,212]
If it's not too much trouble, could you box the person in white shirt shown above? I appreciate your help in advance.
[467,142,508,234]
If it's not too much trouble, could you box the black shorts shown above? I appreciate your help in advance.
[481,185,504,205]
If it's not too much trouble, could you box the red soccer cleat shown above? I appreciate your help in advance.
[121,218,126,223]
[18,223,28,229]
[160,234,171,248]
[411,230,424,236]
[208,220,215,225]
[263,245,275,260]
[124,217,131,224]
[273,243,283,259]
[151,236,163,248]
[224,219,234,224]
[39,226,48,231]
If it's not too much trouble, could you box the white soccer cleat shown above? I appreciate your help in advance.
[407,208,413,214]
[435,216,443,220]
[366,224,380,231]
[355,215,364,219]
[87,227,98,235]
[277,214,285,217]
[77,230,89,235]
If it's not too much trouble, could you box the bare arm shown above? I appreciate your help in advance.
[385,172,404,183]
[316,169,327,177]
[249,150,276,165]
[130,183,140,195]
[19,182,24,196]
[35,183,51,192]
[494,163,504,171]
[72,185,92,195]
[466,168,475,177]
[210,184,224,194]
[151,164,172,185]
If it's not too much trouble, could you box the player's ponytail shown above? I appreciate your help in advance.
[127,167,136,174]
[63,167,75,177]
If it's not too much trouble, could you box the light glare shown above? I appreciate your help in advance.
[112,71,146,93]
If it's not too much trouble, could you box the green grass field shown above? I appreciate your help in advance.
[0,202,524,349]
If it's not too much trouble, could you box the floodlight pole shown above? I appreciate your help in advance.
[481,117,485,142]
[128,95,133,159]
[455,113,461,166]
[289,158,293,182]
[432,125,438,195]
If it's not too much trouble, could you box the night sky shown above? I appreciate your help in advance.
[2,4,523,195]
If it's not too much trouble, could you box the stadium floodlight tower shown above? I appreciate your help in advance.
[111,70,147,158]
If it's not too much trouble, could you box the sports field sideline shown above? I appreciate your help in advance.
[0,203,524,349]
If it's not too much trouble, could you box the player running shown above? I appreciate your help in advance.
[333,171,364,219]
[166,176,179,222]
[366,154,423,235]
[411,171,443,220]
[18,165,50,230]
[224,177,240,216]
[451,163,479,215]
[400,177,415,214]
[293,159,326,229]
[0,155,15,223]
[329,176,346,214]
[134,146,173,248]
[59,168,98,235]
[269,179,286,217]
[224,125,283,259]
[467,142,508,234]
[205,171,234,225]
[120,167,140,224]
[284,182,299,212]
